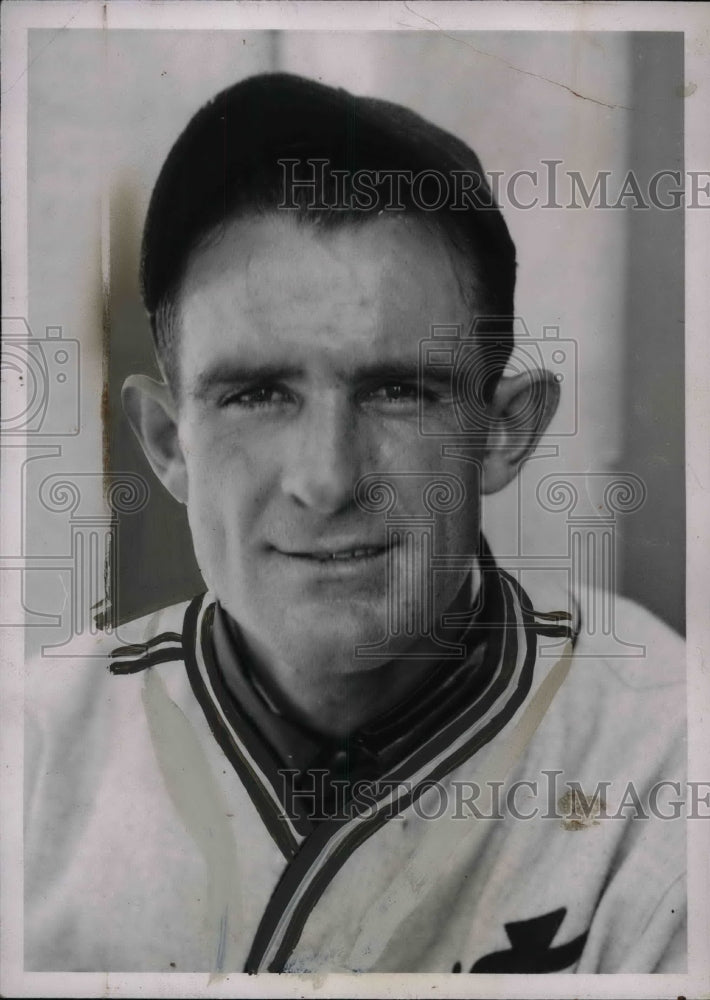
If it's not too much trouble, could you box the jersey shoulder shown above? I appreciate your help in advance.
[573,590,685,691]
[25,596,201,730]
[520,573,685,748]
[553,591,685,773]
[521,570,684,689]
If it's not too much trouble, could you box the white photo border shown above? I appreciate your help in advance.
[1,2,708,998]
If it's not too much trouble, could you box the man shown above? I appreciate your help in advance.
[25,73,685,974]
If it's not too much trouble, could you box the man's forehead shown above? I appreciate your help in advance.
[180,211,463,294]
[181,215,388,319]
[176,212,472,379]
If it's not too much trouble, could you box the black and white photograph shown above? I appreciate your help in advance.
[1,2,708,997]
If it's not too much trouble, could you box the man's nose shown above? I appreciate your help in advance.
[281,398,360,514]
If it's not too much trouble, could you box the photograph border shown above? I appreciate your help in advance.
[1,3,708,998]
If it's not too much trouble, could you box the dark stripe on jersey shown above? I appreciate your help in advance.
[246,574,540,973]
[379,562,508,787]
[109,645,184,674]
[531,610,573,622]
[199,610,313,841]
[534,625,575,638]
[109,631,183,661]
[500,569,581,649]
[182,597,299,860]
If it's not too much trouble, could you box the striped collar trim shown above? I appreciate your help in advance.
[108,630,184,674]
[246,568,544,972]
[184,561,533,857]
[185,566,569,972]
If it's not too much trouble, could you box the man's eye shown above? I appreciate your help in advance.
[366,383,420,404]
[219,386,291,409]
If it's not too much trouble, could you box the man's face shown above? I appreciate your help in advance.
[173,212,487,672]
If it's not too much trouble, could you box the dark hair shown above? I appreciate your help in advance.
[140,72,517,392]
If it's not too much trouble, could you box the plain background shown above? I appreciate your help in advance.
[24,29,684,649]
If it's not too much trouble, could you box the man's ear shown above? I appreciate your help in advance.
[482,369,560,495]
[121,374,188,505]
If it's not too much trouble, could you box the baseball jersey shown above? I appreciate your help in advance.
[24,562,686,974]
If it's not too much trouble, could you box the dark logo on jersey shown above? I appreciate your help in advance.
[453,907,588,973]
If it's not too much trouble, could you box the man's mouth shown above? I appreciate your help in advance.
[272,540,396,563]
[292,545,386,562]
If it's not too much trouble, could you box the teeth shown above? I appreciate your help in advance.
[313,547,381,561]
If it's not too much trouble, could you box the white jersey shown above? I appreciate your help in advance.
[25,569,686,974]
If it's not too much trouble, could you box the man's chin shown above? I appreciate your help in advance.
[256,602,390,670]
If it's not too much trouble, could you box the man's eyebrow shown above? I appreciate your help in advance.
[189,363,305,400]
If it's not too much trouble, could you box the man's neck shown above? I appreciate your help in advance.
[245,643,439,740]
